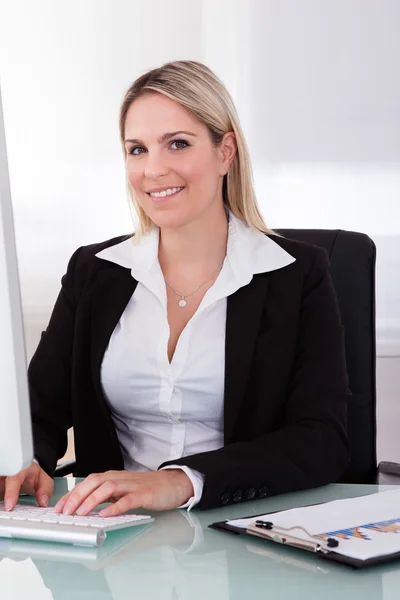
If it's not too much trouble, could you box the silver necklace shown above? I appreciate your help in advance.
[164,262,224,308]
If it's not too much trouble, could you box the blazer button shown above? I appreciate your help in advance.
[232,490,243,503]
[244,488,256,501]
[220,492,231,505]
[258,486,268,498]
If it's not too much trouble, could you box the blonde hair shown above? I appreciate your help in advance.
[119,60,275,238]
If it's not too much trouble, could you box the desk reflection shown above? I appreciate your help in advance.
[0,507,390,600]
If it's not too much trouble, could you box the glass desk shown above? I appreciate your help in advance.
[0,480,399,599]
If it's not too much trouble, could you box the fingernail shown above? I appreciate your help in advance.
[76,504,89,516]
[54,500,65,513]
[4,499,13,511]
[40,495,49,507]
[63,501,74,515]
[99,508,110,517]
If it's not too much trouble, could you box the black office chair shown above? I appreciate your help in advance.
[275,228,398,485]
[55,228,399,484]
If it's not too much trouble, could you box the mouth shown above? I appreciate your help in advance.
[147,186,185,201]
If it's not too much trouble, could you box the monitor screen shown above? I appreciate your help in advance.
[0,83,33,476]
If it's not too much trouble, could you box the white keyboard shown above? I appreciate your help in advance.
[0,502,153,547]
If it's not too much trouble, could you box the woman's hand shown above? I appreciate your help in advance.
[0,463,54,511]
[54,469,194,517]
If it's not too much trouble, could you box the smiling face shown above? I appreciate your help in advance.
[124,92,235,231]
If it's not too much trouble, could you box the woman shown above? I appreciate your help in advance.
[3,60,350,516]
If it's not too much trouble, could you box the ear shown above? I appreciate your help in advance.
[219,132,237,175]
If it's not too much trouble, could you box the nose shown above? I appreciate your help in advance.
[143,149,168,179]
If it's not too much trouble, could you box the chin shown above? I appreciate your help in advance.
[151,213,192,230]
[144,205,192,230]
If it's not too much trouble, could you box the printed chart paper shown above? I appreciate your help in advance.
[227,489,400,560]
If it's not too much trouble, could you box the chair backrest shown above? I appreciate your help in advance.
[276,229,377,484]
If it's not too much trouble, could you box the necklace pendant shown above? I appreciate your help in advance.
[178,298,187,308]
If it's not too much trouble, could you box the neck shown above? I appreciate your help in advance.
[158,205,229,280]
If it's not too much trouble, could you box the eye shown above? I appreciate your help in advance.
[170,139,189,150]
[128,146,146,156]
[127,139,189,155]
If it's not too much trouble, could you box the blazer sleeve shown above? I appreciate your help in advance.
[160,246,351,509]
[28,247,84,476]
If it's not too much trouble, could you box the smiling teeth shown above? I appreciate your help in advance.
[149,187,184,198]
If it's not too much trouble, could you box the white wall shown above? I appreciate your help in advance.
[243,0,400,357]
[0,0,204,315]
[1,0,399,461]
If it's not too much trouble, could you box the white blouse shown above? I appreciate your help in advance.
[96,212,295,508]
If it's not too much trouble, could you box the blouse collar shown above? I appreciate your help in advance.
[95,211,296,279]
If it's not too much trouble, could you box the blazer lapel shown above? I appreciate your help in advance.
[224,273,269,442]
[90,263,138,430]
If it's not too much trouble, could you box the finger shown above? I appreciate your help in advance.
[54,472,136,513]
[35,472,54,507]
[3,474,25,511]
[59,473,107,515]
[54,488,86,514]
[54,487,77,513]
[55,471,136,514]
[54,493,69,513]
[20,473,40,497]
[75,479,140,516]
[54,487,89,512]
[75,480,120,516]
[99,493,140,517]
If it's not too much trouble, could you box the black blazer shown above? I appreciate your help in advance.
[28,233,350,510]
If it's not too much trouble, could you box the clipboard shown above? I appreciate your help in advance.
[209,489,400,569]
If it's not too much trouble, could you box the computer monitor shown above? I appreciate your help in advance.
[0,83,33,475]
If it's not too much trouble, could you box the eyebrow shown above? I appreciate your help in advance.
[124,130,197,145]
